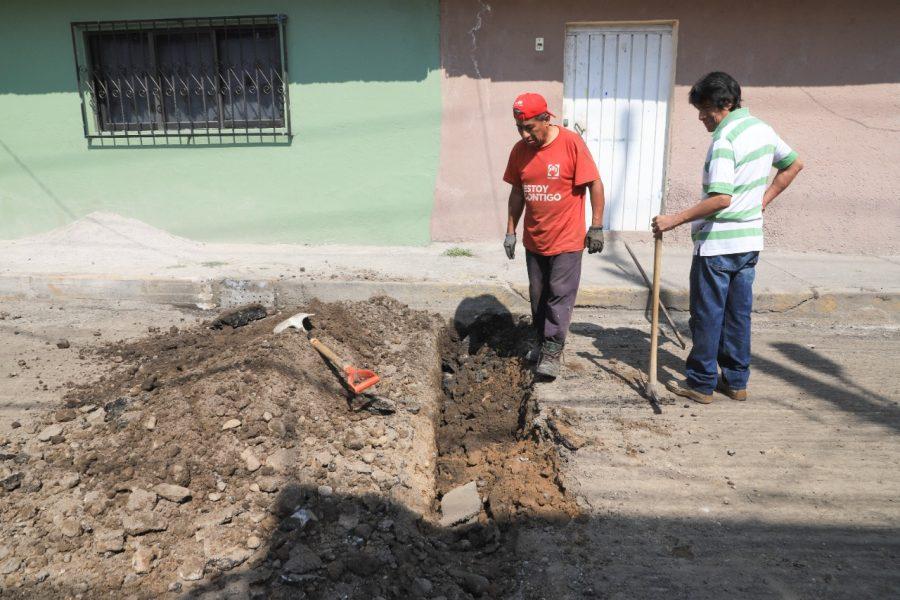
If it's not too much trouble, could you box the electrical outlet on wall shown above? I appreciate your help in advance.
[535,37,544,52]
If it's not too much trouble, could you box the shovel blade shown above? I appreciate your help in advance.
[344,366,380,395]
[273,312,314,335]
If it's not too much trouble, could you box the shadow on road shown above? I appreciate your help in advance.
[12,479,897,599]
[570,321,684,389]
[755,342,900,433]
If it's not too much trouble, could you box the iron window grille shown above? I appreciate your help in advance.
[71,15,291,143]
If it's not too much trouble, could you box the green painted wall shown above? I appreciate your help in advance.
[0,0,441,244]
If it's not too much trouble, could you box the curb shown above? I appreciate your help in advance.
[0,274,897,324]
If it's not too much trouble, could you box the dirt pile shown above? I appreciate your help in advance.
[0,298,577,599]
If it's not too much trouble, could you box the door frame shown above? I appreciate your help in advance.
[563,20,679,217]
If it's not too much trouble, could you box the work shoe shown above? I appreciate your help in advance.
[716,379,748,401]
[525,346,541,363]
[665,379,714,404]
[535,341,563,379]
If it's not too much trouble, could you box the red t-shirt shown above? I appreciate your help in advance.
[503,127,600,256]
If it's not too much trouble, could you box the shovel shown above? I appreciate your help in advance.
[274,313,381,395]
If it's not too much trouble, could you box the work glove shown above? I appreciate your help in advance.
[585,227,604,254]
[503,233,517,260]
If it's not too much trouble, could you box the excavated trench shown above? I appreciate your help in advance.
[433,313,576,525]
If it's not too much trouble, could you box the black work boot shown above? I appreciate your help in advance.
[535,341,563,379]
[524,334,543,363]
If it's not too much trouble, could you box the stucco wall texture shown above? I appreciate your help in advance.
[0,0,442,244]
[433,0,900,255]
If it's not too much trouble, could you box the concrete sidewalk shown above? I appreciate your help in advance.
[1,213,897,323]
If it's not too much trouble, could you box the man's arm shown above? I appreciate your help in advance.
[763,159,804,211]
[507,186,525,234]
[651,194,732,236]
[587,179,605,228]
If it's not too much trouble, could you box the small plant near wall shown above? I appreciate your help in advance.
[443,247,474,258]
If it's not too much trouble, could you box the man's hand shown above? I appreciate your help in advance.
[651,214,678,238]
[585,227,604,254]
[503,233,517,260]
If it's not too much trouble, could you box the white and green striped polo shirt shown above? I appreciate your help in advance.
[692,107,797,256]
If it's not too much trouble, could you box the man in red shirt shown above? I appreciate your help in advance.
[503,93,606,379]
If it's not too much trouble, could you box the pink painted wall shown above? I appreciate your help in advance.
[432,0,900,254]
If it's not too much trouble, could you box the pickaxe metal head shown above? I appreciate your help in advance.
[273,312,314,335]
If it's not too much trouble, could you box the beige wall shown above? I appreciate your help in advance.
[432,0,900,254]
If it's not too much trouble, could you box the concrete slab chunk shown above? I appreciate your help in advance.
[440,481,482,527]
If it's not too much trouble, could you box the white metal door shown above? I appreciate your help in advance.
[564,24,675,231]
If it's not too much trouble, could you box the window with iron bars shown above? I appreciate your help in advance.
[71,16,291,142]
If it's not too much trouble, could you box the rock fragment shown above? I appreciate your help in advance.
[282,544,323,575]
[240,447,261,472]
[178,557,205,581]
[200,528,253,571]
[345,550,382,577]
[265,448,296,474]
[413,577,434,596]
[154,483,192,503]
[132,544,157,574]
[344,428,367,451]
[1,471,22,492]
[94,529,125,554]
[122,511,167,536]
[0,557,22,575]
[56,339,70,349]
[256,476,279,493]
[37,424,64,442]
[58,472,81,490]
[140,375,158,392]
[126,488,157,512]
[450,569,490,596]
[222,419,242,431]
[54,409,77,423]
[60,518,82,537]
[209,304,267,329]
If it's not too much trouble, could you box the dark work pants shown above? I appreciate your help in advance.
[686,251,759,394]
[525,249,583,346]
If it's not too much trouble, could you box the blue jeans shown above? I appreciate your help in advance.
[686,251,759,394]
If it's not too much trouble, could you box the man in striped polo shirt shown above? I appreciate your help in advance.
[652,72,803,404]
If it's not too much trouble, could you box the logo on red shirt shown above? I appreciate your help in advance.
[547,164,560,179]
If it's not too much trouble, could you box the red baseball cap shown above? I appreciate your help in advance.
[513,93,555,121]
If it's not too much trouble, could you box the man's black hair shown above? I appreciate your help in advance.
[689,72,742,110]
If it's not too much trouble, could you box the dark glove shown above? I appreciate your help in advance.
[503,234,516,260]
[585,227,604,254]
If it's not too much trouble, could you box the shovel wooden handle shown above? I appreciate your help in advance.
[309,337,347,370]
[648,235,662,389]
